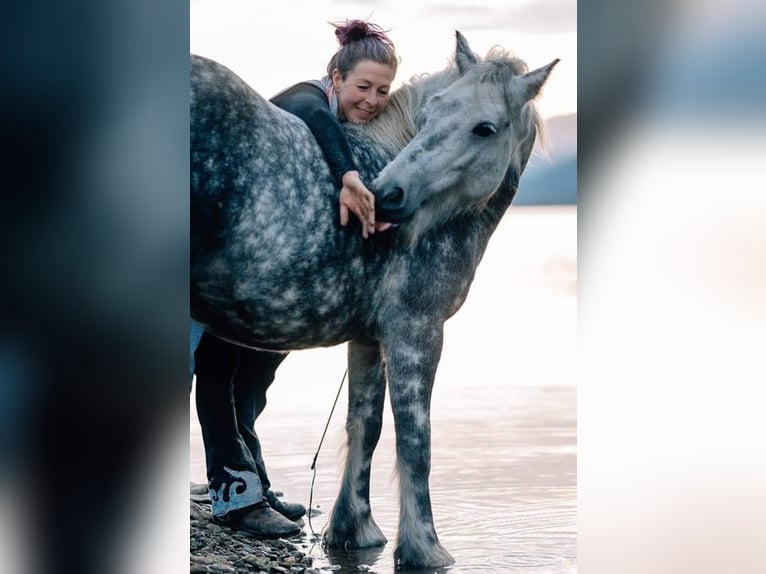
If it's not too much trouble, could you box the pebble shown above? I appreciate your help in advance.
[190,502,331,574]
[244,555,271,569]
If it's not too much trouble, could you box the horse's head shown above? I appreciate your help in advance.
[372,32,558,239]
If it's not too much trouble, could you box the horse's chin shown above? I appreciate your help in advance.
[375,206,416,225]
[397,187,480,247]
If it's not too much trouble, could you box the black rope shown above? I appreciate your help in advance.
[308,367,347,537]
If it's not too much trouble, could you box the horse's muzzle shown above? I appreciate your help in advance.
[372,179,417,223]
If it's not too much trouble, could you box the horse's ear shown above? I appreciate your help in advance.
[455,31,479,75]
[516,59,560,102]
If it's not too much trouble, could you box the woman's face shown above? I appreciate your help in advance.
[332,60,395,124]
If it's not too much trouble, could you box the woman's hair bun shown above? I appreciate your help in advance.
[326,19,398,77]
[333,19,393,49]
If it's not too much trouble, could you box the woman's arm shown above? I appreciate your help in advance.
[271,83,377,237]
[271,83,356,184]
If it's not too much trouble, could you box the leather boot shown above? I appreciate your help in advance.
[214,501,302,539]
[264,489,306,521]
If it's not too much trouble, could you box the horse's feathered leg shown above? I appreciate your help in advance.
[324,339,388,549]
[383,327,455,570]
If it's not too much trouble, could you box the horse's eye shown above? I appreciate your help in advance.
[472,122,497,137]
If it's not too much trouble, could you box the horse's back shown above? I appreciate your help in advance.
[191,55,271,158]
[191,55,295,196]
[191,55,330,258]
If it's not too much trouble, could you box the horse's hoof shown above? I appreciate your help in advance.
[324,521,387,549]
[394,541,455,570]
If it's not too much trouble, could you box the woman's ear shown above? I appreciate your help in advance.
[331,69,342,90]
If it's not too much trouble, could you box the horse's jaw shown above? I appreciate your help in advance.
[395,188,487,249]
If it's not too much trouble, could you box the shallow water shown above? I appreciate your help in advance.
[190,206,577,573]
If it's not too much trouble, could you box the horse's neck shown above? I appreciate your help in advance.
[465,144,535,250]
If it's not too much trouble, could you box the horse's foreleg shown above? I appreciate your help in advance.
[324,339,388,549]
[384,327,455,570]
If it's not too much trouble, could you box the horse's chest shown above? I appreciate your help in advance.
[377,246,475,320]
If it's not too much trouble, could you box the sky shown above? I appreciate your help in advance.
[190,0,577,120]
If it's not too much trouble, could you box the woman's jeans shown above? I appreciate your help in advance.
[192,328,286,517]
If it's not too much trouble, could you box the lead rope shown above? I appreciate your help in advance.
[308,367,347,538]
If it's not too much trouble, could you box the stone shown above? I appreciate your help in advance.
[244,555,270,569]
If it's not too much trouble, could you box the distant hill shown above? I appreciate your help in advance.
[515,154,576,205]
[515,113,577,205]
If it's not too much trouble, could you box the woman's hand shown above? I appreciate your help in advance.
[339,170,377,238]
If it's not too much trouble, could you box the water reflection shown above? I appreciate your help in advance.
[324,545,388,571]
[191,207,577,573]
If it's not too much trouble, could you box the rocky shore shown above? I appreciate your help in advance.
[190,502,324,574]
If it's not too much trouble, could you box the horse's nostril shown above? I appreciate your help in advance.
[390,186,405,206]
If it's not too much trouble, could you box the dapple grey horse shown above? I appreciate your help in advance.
[191,32,557,570]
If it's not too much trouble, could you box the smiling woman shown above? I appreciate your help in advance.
[332,60,394,123]
[270,19,400,237]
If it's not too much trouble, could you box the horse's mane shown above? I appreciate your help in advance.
[361,46,547,160]
[361,69,456,156]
